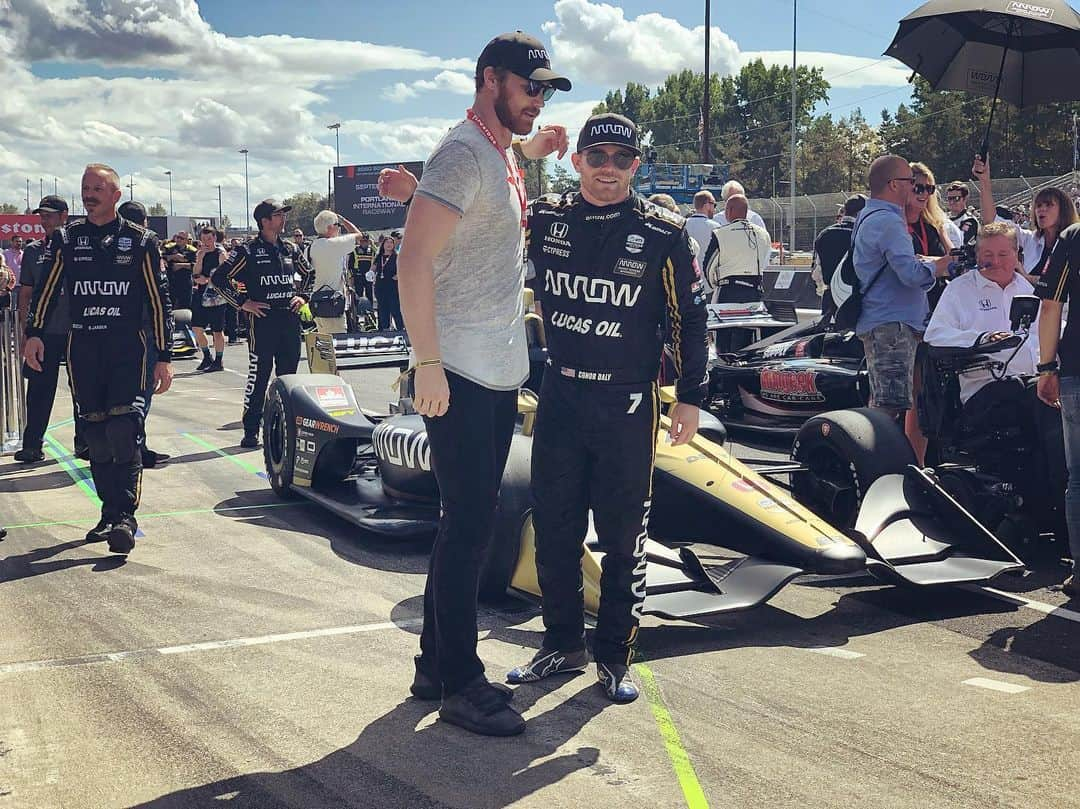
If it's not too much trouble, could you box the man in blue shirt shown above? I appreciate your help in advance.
[853,155,951,419]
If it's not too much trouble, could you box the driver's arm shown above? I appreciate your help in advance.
[1034,229,1074,365]
[665,228,709,406]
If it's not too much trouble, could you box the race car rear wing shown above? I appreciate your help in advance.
[305,330,411,375]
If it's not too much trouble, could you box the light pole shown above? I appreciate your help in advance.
[127,175,135,201]
[789,0,797,253]
[164,170,174,215]
[53,177,58,195]
[25,178,29,213]
[701,1,711,164]
[217,185,223,227]
[327,122,341,167]
[239,148,250,236]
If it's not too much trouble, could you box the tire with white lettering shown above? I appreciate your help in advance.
[263,380,297,498]
[791,407,915,528]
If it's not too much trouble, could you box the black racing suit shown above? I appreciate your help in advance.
[350,243,375,302]
[161,241,198,311]
[526,192,708,664]
[950,209,980,249]
[27,217,172,524]
[212,235,312,436]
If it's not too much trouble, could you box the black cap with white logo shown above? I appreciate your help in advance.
[253,199,292,222]
[32,195,68,214]
[476,31,571,91]
[576,113,641,155]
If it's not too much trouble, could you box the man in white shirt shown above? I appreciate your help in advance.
[308,209,365,333]
[713,179,770,237]
[702,195,772,304]
[684,189,719,266]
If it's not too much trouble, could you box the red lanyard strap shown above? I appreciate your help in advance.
[467,108,527,229]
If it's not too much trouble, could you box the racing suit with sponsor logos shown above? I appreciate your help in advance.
[211,235,313,436]
[526,191,708,664]
[27,217,172,524]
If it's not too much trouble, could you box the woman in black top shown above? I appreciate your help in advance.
[374,236,403,331]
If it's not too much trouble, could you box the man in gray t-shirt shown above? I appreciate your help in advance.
[378,31,570,737]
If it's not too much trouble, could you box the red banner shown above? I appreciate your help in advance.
[0,215,46,241]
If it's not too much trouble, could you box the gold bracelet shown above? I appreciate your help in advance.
[416,358,442,368]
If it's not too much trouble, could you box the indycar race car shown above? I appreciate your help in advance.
[258,329,1023,623]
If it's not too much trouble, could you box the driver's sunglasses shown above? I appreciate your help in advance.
[524,79,556,101]
[913,183,937,195]
[584,149,637,170]
[945,195,964,203]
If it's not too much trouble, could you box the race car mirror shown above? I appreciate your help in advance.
[1009,294,1039,333]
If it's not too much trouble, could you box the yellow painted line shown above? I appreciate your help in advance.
[634,661,710,809]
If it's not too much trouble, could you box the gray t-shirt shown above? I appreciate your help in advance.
[19,239,70,335]
[414,119,527,390]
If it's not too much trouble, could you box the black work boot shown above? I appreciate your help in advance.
[207,357,224,372]
[439,676,525,736]
[411,656,512,702]
[196,353,213,371]
[240,432,259,449]
[84,518,112,543]
[106,516,137,555]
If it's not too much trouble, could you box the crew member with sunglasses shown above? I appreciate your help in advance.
[944,181,979,249]
[506,114,707,703]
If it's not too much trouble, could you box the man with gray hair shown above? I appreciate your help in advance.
[713,179,770,235]
[308,209,365,334]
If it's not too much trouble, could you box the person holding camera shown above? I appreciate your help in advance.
[192,226,228,372]
[308,210,366,334]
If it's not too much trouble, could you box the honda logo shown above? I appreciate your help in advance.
[550,222,568,239]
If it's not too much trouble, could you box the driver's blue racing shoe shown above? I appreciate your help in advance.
[597,662,639,703]
[506,647,589,684]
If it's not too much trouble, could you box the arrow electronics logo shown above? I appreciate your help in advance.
[1006,1,1054,19]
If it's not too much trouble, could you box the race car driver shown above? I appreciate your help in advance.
[212,199,312,448]
[507,113,708,702]
[24,163,174,554]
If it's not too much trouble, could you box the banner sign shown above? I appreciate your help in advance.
[0,215,46,241]
[334,162,425,231]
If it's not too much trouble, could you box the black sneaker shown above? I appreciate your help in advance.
[141,449,170,468]
[106,518,137,555]
[74,445,90,461]
[196,354,213,371]
[14,447,45,463]
[84,518,112,543]
[596,662,639,704]
[506,647,589,684]
[411,656,512,702]
[1063,573,1079,599]
[439,677,525,737]
[240,433,259,449]
[206,357,224,372]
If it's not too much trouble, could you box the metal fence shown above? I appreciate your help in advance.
[747,173,1080,255]
[1,301,26,453]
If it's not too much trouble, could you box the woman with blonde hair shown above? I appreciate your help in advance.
[973,153,1078,280]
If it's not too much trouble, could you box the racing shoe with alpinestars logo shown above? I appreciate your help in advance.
[84,518,112,543]
[410,655,513,702]
[439,676,525,736]
[106,517,137,555]
[597,662,639,703]
[506,647,589,684]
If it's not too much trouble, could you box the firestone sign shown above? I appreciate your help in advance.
[0,215,47,241]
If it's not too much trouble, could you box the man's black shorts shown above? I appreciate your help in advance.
[192,302,226,333]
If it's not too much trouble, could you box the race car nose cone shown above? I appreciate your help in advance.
[816,541,867,574]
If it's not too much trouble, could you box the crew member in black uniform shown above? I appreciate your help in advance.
[507,114,708,702]
[944,181,980,249]
[350,233,375,303]
[25,163,173,554]
[212,199,312,448]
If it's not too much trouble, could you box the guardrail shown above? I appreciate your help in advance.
[0,302,26,453]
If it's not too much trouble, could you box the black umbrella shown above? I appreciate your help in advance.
[885,0,1080,156]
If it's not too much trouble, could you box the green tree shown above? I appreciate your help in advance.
[148,202,167,216]
[797,110,883,194]
[282,191,330,236]
[549,163,578,194]
[520,156,551,199]
[0,202,19,213]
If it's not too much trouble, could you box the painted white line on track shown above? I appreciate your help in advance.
[967,585,1080,626]
[962,677,1031,694]
[156,619,419,655]
[806,646,865,660]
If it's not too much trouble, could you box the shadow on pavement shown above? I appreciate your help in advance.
[0,466,84,494]
[133,686,604,809]
[0,538,126,583]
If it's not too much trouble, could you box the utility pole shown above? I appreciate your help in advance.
[165,170,174,215]
[239,149,250,236]
[789,0,798,253]
[701,0,711,164]
[327,122,341,167]
[217,185,223,226]
[127,175,135,200]
[39,178,43,200]
[25,178,29,213]
[53,178,58,195]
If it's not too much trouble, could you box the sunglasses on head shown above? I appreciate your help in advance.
[583,149,637,170]
[913,183,936,195]
[524,79,556,101]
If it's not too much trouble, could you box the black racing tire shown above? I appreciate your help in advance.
[791,407,915,528]
[263,380,298,498]
[478,436,533,602]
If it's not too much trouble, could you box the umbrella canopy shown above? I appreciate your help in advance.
[885,0,1080,107]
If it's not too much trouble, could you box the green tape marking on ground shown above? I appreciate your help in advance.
[180,432,262,474]
[634,661,710,809]
[3,501,306,530]
[41,432,102,508]
[45,417,75,432]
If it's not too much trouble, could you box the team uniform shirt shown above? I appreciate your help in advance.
[527,191,708,406]
[18,239,71,335]
[197,248,227,306]
[210,235,313,311]
[414,118,529,390]
[27,217,172,360]
[683,213,719,265]
[811,217,855,295]
[924,269,1039,403]
[949,209,980,248]
[349,243,375,281]
[308,234,358,294]
[1036,222,1080,376]
[701,219,772,295]
[714,209,769,237]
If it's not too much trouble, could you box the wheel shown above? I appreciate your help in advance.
[263,380,297,498]
[791,408,916,528]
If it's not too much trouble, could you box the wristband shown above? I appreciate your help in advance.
[1037,360,1060,373]
[416,358,441,368]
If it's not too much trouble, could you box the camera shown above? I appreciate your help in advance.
[948,244,978,276]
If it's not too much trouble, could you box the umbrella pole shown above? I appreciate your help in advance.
[980,23,1014,161]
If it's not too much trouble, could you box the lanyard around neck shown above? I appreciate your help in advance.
[467,108,527,229]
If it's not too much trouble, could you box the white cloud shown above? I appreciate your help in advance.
[383,71,475,103]
[745,51,910,88]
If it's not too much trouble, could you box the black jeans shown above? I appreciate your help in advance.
[419,371,518,695]
[22,333,79,452]
[242,311,300,435]
[532,373,659,665]
[375,284,403,330]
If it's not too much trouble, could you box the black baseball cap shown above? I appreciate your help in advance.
[842,194,867,217]
[476,31,571,91]
[118,200,147,224]
[32,195,68,214]
[576,113,641,155]
[253,199,292,222]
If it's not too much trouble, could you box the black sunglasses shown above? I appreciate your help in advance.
[583,149,637,170]
[524,79,556,102]
[913,183,937,195]
[945,195,964,202]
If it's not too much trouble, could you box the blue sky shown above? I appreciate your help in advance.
[2,0,925,223]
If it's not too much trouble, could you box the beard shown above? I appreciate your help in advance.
[494,86,536,137]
